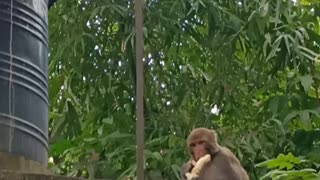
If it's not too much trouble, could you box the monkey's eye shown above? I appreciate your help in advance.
[190,143,196,147]
[197,140,205,145]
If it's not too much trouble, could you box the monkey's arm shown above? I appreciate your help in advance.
[181,161,193,180]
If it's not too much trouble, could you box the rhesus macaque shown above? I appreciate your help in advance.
[181,128,249,180]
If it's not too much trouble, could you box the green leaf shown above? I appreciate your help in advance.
[283,35,291,55]
[89,7,100,19]
[269,97,279,114]
[187,64,196,78]
[49,139,73,156]
[152,152,163,161]
[300,75,313,93]
[268,118,285,135]
[256,153,301,170]
[102,131,132,141]
[300,111,312,131]
[275,0,282,26]
[266,37,281,61]
[102,117,114,125]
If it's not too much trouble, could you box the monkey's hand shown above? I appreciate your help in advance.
[197,154,211,165]
[185,154,211,180]
[185,172,199,180]
[191,154,211,174]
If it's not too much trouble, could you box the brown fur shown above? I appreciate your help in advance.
[181,128,249,180]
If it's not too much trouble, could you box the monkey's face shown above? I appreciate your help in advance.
[187,128,220,161]
[190,140,208,161]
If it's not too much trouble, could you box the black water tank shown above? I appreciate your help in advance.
[0,0,49,165]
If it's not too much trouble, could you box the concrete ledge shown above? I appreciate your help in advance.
[0,153,107,180]
[0,170,86,180]
[0,152,50,175]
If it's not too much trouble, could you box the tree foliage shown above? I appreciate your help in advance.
[48,0,320,179]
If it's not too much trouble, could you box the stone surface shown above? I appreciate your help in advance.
[0,170,86,180]
[0,152,50,175]
[0,153,108,180]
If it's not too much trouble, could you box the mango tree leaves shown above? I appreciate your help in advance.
[48,0,320,179]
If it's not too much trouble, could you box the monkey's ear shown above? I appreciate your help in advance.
[209,130,218,141]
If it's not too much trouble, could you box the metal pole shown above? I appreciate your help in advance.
[135,0,144,179]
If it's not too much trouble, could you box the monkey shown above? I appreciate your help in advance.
[181,128,249,180]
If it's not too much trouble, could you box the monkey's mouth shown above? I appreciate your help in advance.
[194,153,207,161]
[194,151,208,161]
